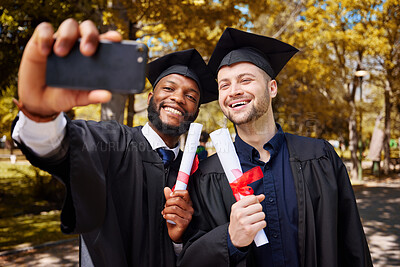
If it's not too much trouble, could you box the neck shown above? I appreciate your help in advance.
[235,111,277,162]
[148,123,180,148]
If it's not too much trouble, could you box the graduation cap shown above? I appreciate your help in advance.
[146,48,218,104]
[208,28,299,79]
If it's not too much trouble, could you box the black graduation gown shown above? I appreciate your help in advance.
[14,116,179,267]
[178,133,372,267]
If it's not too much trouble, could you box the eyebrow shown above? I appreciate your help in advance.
[164,80,200,95]
[218,72,256,84]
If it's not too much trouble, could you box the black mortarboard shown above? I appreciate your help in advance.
[146,48,218,104]
[208,28,299,79]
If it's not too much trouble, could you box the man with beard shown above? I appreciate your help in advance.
[178,28,372,267]
[11,19,217,266]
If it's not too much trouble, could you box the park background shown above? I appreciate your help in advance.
[0,0,399,266]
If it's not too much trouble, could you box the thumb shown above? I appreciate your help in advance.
[164,187,172,201]
[256,194,265,203]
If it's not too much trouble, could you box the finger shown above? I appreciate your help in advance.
[246,210,266,224]
[87,90,112,104]
[256,194,265,203]
[243,202,264,215]
[251,220,267,231]
[100,31,123,42]
[164,187,173,201]
[164,213,190,226]
[18,23,55,107]
[233,195,262,209]
[79,20,100,56]
[53,18,80,57]
[170,190,191,203]
[32,22,55,57]
[164,197,194,214]
[70,90,112,108]
[163,205,193,220]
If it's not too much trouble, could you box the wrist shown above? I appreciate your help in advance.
[13,99,60,123]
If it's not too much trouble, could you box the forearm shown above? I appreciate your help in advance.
[12,111,67,159]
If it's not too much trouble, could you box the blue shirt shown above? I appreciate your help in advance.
[227,125,299,267]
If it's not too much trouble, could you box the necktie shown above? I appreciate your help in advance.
[157,148,175,167]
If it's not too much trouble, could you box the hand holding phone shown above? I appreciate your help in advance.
[18,19,127,118]
[46,39,148,94]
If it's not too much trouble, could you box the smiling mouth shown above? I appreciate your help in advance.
[230,101,250,108]
[163,106,183,116]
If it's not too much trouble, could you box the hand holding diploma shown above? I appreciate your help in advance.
[210,128,269,247]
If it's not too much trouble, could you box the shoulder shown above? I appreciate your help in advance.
[284,133,334,161]
[197,153,224,174]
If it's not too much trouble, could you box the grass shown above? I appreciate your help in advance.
[0,161,76,252]
[0,210,77,251]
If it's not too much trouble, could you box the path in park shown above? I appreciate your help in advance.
[0,180,399,266]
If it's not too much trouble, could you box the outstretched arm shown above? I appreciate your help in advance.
[17,18,122,120]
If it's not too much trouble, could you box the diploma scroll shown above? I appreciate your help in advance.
[174,123,203,191]
[167,123,203,225]
[210,128,269,247]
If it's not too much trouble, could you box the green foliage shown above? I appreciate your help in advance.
[0,162,68,251]
[0,0,105,95]
[0,85,18,140]
[0,210,77,251]
[102,0,248,58]
[0,162,64,217]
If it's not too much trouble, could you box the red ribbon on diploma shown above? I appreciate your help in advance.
[173,155,199,191]
[229,166,263,201]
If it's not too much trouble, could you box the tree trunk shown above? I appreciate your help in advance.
[383,82,391,174]
[100,93,128,123]
[349,100,359,180]
[127,94,135,127]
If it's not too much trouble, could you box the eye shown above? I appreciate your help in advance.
[241,78,252,84]
[219,83,229,90]
[163,86,174,91]
[186,94,198,102]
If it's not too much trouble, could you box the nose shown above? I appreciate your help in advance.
[169,88,185,104]
[229,82,244,97]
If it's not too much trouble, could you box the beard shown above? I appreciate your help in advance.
[147,97,197,137]
[224,89,270,126]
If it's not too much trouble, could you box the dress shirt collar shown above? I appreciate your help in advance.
[141,122,179,160]
[235,123,285,162]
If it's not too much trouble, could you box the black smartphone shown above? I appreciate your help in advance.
[46,39,148,94]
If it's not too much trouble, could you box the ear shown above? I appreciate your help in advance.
[147,91,153,105]
[269,80,278,98]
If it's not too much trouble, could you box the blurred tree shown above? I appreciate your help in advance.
[244,0,350,140]
[0,85,19,140]
[368,0,400,174]
[0,0,105,96]
[247,0,380,180]
[101,0,249,126]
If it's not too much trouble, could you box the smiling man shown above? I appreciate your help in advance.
[179,28,372,267]
[11,19,217,267]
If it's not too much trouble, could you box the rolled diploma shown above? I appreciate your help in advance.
[210,128,268,247]
[168,123,203,225]
[174,123,203,190]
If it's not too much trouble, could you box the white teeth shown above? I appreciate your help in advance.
[231,101,248,108]
[164,107,183,116]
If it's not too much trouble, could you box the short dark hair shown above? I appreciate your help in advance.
[200,131,210,143]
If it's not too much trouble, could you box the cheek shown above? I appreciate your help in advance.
[218,91,227,106]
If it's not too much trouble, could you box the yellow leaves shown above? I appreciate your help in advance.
[182,0,206,5]
[0,9,19,28]
[102,11,113,25]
